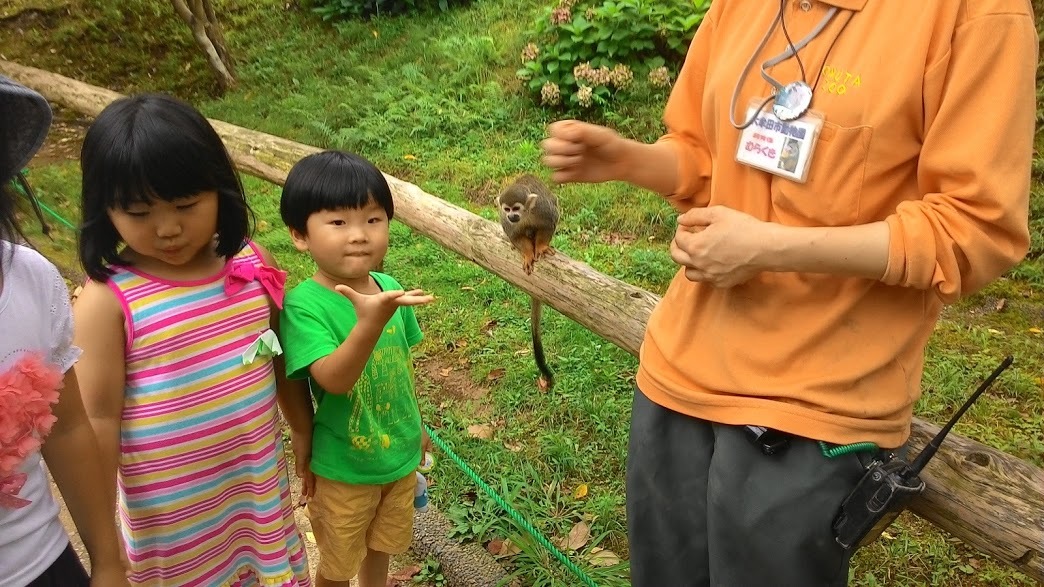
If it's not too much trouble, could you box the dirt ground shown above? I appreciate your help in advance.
[31,110,89,164]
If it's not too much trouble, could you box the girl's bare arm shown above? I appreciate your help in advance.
[72,281,127,521]
[41,367,128,583]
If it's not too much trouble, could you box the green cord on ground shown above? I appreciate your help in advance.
[819,440,878,458]
[425,425,600,587]
[10,175,78,231]
[35,199,78,231]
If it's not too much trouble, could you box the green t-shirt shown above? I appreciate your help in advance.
[280,274,423,485]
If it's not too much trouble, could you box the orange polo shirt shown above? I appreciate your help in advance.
[636,0,1036,448]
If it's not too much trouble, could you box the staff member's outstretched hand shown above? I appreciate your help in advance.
[541,120,627,185]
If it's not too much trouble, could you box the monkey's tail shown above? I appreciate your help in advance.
[531,298,555,390]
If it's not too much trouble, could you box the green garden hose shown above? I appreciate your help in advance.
[819,441,878,458]
[425,424,600,587]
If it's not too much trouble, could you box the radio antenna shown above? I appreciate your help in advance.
[908,355,1013,475]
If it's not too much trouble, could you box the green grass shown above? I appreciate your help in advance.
[7,1,1044,585]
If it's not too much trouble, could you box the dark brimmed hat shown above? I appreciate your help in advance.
[0,74,52,183]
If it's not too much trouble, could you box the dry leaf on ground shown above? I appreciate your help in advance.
[504,441,524,453]
[587,547,621,567]
[560,521,590,551]
[467,423,494,440]
[389,565,421,581]
[486,538,505,555]
[500,538,522,556]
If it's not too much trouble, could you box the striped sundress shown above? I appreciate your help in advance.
[106,242,310,587]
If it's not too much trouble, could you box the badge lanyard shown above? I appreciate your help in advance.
[729,6,840,129]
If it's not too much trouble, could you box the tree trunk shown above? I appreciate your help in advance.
[170,0,236,91]
[3,60,1041,582]
[201,0,235,77]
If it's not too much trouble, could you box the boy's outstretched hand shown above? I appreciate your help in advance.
[334,285,434,327]
[307,285,434,397]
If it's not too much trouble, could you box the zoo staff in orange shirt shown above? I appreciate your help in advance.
[542,0,1037,585]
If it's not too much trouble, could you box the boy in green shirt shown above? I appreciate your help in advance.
[279,150,434,587]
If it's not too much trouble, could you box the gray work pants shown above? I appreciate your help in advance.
[626,388,880,587]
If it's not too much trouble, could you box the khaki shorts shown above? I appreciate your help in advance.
[306,473,416,581]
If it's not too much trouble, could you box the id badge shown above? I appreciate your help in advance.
[735,98,824,183]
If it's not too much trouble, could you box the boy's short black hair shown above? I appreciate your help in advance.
[79,93,253,281]
[280,150,394,234]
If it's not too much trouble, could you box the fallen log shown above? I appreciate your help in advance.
[5,60,1041,582]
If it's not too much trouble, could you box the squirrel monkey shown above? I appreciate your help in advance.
[496,174,559,389]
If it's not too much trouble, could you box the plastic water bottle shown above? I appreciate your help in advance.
[414,472,429,512]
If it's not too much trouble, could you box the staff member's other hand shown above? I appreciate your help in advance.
[671,206,771,288]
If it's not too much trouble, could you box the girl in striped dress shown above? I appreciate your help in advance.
[72,94,315,587]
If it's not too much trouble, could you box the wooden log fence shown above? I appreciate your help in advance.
[4,60,1041,583]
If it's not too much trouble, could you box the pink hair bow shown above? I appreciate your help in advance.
[225,263,287,309]
[0,473,30,509]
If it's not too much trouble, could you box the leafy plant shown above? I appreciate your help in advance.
[412,556,447,586]
[444,481,520,543]
[517,0,710,112]
[311,0,471,20]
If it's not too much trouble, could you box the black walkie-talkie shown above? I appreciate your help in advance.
[832,355,1014,550]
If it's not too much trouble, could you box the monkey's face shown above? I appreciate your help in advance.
[500,201,526,224]
[498,190,540,226]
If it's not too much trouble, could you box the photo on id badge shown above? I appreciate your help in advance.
[778,138,802,174]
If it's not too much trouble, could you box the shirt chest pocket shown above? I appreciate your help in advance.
[771,122,873,226]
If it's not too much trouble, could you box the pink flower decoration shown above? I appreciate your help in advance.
[0,473,30,509]
[0,353,61,480]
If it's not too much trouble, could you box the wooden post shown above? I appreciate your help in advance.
[4,60,1041,581]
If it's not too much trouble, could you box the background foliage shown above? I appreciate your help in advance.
[310,0,473,20]
[517,0,709,113]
